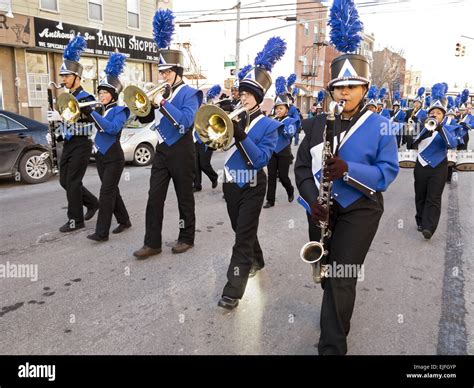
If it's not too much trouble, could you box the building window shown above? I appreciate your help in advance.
[26,52,49,107]
[313,25,318,43]
[39,0,58,12]
[88,0,103,22]
[304,23,309,36]
[127,0,140,29]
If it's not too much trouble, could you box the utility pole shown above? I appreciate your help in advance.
[235,0,241,72]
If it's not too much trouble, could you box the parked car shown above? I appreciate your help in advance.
[0,110,59,184]
[92,117,158,167]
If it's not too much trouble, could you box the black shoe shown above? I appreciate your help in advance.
[84,205,99,221]
[263,201,274,209]
[193,187,202,193]
[249,264,264,278]
[87,233,108,242]
[417,225,422,232]
[59,221,85,233]
[218,296,239,310]
[422,229,432,240]
[211,180,218,189]
[288,192,294,202]
[133,245,162,259]
[171,241,194,254]
[112,222,132,234]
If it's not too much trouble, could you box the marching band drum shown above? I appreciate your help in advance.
[398,150,418,168]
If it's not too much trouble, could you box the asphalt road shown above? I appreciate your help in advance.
[0,141,472,355]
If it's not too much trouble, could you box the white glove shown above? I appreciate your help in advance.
[46,132,52,144]
[47,109,62,122]
[152,94,163,108]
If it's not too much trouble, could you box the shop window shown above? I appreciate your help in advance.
[26,52,48,107]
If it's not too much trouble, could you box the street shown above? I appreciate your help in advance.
[0,141,473,355]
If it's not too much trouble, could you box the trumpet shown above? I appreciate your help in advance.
[123,81,172,117]
[300,100,345,283]
[57,93,103,124]
[194,103,249,151]
[425,117,439,132]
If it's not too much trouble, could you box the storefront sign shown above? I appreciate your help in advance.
[0,13,34,47]
[34,17,160,62]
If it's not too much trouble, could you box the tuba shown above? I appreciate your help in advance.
[57,93,103,124]
[123,81,172,117]
[300,100,345,283]
[194,103,249,151]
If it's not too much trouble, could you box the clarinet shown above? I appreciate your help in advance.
[300,100,345,283]
[46,82,63,174]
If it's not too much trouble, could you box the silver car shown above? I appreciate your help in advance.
[120,119,158,166]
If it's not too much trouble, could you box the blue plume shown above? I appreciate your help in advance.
[424,95,431,108]
[367,85,378,99]
[317,90,325,103]
[104,52,126,78]
[153,9,175,49]
[455,94,461,108]
[461,89,469,104]
[393,91,400,101]
[447,96,454,109]
[431,83,446,101]
[64,35,87,62]
[238,64,252,81]
[206,84,221,100]
[287,73,297,88]
[417,87,425,98]
[254,36,287,71]
[275,76,287,96]
[328,0,363,53]
[292,87,299,97]
[378,87,386,100]
[401,99,407,108]
[442,82,449,93]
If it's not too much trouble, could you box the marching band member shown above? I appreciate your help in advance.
[446,96,457,183]
[133,10,203,259]
[457,89,472,150]
[263,76,297,209]
[84,52,131,241]
[47,35,99,233]
[390,91,406,147]
[365,85,378,113]
[287,74,303,145]
[405,87,427,150]
[193,85,220,192]
[217,37,286,310]
[412,83,460,239]
[315,90,325,115]
[377,88,391,119]
[295,0,399,354]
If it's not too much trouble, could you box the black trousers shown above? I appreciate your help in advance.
[266,146,294,204]
[414,159,448,234]
[222,170,266,299]
[194,142,218,189]
[307,193,384,355]
[94,143,130,237]
[144,132,195,249]
[59,137,98,223]
[447,165,454,182]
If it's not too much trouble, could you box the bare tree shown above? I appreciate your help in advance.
[372,48,406,105]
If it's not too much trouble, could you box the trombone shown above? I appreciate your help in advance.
[123,81,172,117]
[194,103,249,151]
[57,93,103,124]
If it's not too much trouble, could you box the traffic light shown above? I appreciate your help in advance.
[461,45,466,57]
[455,42,462,56]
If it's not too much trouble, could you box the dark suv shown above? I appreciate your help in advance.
[0,110,59,184]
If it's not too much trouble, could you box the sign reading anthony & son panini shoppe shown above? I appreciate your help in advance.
[34,17,160,62]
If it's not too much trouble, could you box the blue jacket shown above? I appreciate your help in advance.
[91,104,130,155]
[295,110,399,209]
[224,115,281,187]
[288,105,302,130]
[380,108,391,119]
[391,109,406,123]
[274,116,298,153]
[414,118,460,167]
[153,84,203,146]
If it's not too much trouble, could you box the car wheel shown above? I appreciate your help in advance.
[19,150,52,184]
[133,143,154,166]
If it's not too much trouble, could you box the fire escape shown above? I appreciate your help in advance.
[178,42,207,89]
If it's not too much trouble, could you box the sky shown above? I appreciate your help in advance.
[172,0,474,93]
